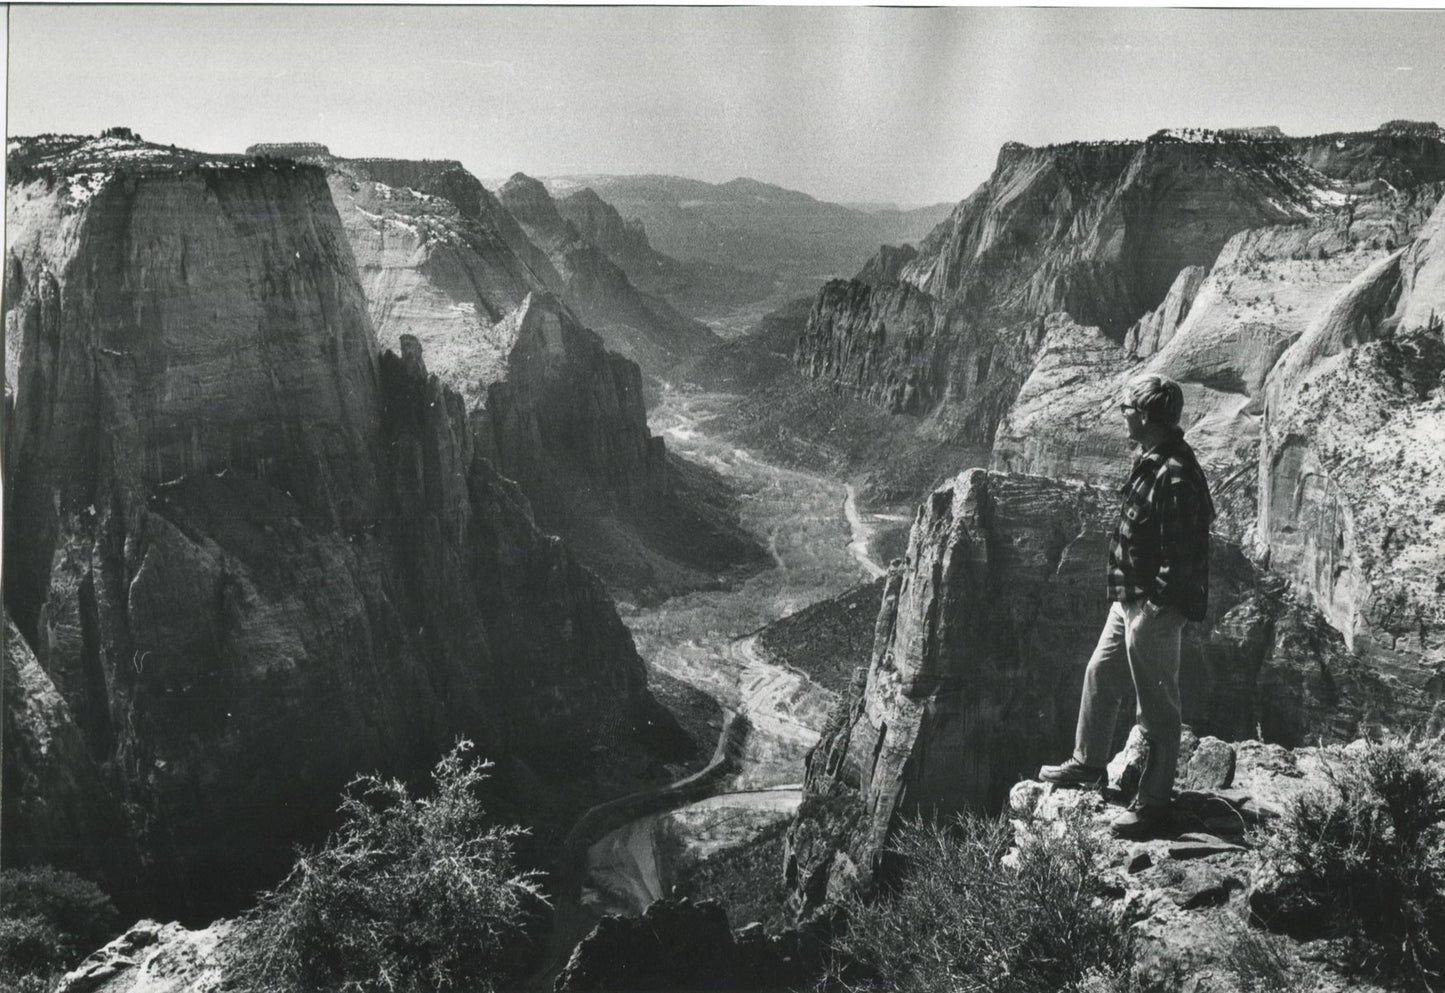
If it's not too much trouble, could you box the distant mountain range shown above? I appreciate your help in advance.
[534,174,954,302]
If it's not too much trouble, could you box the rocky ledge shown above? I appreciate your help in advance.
[1004,733,1404,993]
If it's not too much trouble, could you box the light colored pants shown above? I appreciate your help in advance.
[1072,600,1187,807]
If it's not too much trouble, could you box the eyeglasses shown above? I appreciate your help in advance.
[1118,403,1139,414]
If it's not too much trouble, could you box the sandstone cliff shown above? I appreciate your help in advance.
[1258,194,1445,694]
[991,183,1443,503]
[787,469,1415,912]
[3,134,683,919]
[499,173,719,375]
[798,125,1445,454]
[244,147,764,600]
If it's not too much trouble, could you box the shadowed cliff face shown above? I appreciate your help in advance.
[485,294,666,511]
[786,469,1419,915]
[2,135,678,919]
[797,126,1445,450]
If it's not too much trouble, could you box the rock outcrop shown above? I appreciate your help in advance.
[54,919,233,993]
[1003,738,1405,993]
[499,173,719,375]
[3,134,683,919]
[786,469,1417,915]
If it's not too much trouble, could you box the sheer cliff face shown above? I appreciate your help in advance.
[799,127,1445,449]
[5,147,383,628]
[787,469,1420,914]
[325,165,548,403]
[485,294,666,513]
[313,154,762,600]
[1259,195,1445,689]
[498,173,719,375]
[3,136,668,918]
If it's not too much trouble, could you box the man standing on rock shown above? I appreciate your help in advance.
[1039,374,1215,838]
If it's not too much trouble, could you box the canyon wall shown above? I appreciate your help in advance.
[250,146,764,600]
[991,185,1442,499]
[797,125,1445,454]
[2,135,682,919]
[1258,195,1445,689]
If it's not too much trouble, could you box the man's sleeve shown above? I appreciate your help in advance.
[1151,468,1204,605]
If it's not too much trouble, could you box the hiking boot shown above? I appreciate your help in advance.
[1038,758,1106,788]
[1110,804,1171,839]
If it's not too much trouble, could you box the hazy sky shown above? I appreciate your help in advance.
[8,6,1445,206]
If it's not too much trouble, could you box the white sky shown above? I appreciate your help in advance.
[7,5,1445,206]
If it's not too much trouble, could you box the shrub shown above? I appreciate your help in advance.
[1223,921,1316,993]
[0,866,120,993]
[824,809,1132,993]
[1258,735,1445,988]
[665,818,792,930]
[228,740,548,993]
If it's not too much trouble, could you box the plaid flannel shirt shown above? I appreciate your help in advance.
[1107,430,1216,622]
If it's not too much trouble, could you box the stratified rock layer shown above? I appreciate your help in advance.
[3,135,675,919]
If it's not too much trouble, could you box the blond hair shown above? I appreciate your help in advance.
[1126,374,1184,427]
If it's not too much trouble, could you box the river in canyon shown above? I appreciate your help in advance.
[580,381,890,917]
